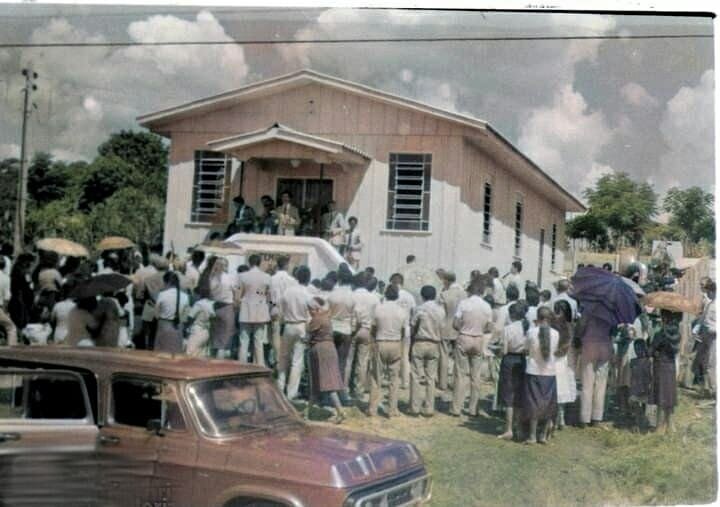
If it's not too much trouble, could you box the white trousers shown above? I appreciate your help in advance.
[277,323,307,400]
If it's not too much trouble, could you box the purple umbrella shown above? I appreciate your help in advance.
[571,266,640,326]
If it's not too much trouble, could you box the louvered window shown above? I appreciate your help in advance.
[386,153,432,231]
[191,151,230,223]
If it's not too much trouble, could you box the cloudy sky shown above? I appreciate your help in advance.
[0,5,713,200]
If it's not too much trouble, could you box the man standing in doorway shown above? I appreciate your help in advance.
[277,191,300,236]
[322,200,346,251]
[344,216,363,270]
[237,254,272,365]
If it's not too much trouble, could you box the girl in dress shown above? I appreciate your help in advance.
[305,297,346,424]
[186,297,216,357]
[629,338,652,432]
[552,300,577,431]
[649,310,681,434]
[497,301,529,440]
[522,306,560,444]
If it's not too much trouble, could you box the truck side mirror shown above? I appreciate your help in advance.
[146,418,164,436]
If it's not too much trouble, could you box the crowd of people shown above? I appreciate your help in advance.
[0,240,715,443]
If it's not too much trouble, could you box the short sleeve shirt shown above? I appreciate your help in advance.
[373,300,409,342]
[454,295,493,336]
[525,326,560,376]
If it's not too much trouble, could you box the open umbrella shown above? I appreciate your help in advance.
[644,291,701,315]
[69,273,132,299]
[36,238,89,258]
[571,266,640,326]
[97,236,135,252]
[621,276,646,296]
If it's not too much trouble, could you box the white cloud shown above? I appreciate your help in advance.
[518,85,614,195]
[659,69,714,188]
[620,82,659,109]
[0,143,20,159]
[1,11,248,161]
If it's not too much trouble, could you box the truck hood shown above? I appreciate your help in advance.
[224,424,423,488]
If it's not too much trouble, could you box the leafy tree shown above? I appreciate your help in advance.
[98,130,168,197]
[26,198,93,246]
[27,152,72,204]
[663,186,715,245]
[566,213,609,249]
[78,155,138,211]
[89,187,165,246]
[0,158,19,244]
[584,173,657,247]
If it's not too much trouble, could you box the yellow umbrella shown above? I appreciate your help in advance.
[97,236,135,251]
[36,238,89,258]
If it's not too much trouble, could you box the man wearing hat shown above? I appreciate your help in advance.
[227,195,256,236]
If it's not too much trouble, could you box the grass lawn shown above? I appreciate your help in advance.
[309,384,717,507]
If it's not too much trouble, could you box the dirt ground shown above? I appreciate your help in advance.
[308,382,717,507]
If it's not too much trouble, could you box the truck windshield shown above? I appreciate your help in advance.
[187,375,296,436]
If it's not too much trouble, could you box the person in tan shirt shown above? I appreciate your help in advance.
[351,273,381,396]
[409,286,446,416]
[368,285,409,417]
[451,281,494,417]
[438,271,466,392]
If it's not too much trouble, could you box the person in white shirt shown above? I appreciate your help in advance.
[184,249,206,293]
[503,260,525,300]
[269,256,298,368]
[50,286,77,344]
[203,257,239,359]
[237,254,272,365]
[390,273,416,389]
[0,257,10,309]
[322,200,346,251]
[328,269,356,390]
[185,298,215,357]
[409,286,446,417]
[277,266,314,400]
[488,267,507,307]
[369,285,409,418]
[343,216,363,270]
[525,287,541,329]
[451,281,494,417]
[351,273,381,396]
[154,271,190,354]
[522,306,560,444]
[0,257,16,346]
[493,285,520,345]
[438,271,465,392]
[552,279,579,321]
[497,301,529,440]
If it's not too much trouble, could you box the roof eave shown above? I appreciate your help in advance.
[484,124,586,213]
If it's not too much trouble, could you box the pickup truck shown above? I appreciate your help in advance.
[0,347,431,507]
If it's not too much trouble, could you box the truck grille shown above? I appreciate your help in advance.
[344,470,431,507]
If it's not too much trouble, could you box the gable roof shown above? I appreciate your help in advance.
[137,69,585,212]
[206,123,371,163]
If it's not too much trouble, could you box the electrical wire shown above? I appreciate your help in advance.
[0,33,712,49]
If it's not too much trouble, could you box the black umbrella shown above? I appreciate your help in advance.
[571,266,640,326]
[69,273,132,299]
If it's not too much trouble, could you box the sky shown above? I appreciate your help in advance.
[0,5,714,202]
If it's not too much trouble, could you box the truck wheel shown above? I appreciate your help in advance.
[224,499,286,507]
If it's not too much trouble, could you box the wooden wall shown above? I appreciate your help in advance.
[160,82,569,283]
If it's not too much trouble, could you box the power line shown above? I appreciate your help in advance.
[0,33,711,49]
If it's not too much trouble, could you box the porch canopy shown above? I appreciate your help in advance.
[206,123,370,166]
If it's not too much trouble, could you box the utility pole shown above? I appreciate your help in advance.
[13,68,38,255]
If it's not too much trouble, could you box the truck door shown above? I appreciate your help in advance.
[0,369,100,505]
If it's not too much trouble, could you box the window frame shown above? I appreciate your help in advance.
[190,150,232,224]
[107,374,188,434]
[482,181,493,245]
[385,153,433,232]
[0,369,94,426]
[551,223,558,270]
[514,197,524,258]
